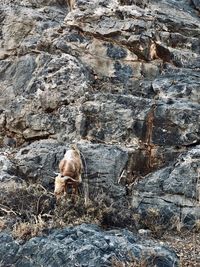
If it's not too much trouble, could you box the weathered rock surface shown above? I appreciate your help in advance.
[1,0,199,152]
[0,154,17,181]
[0,224,179,267]
[0,0,200,265]
[132,146,200,230]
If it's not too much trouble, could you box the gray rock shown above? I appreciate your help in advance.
[1,0,199,153]
[0,0,200,264]
[132,147,200,229]
[14,140,64,181]
[79,93,152,144]
[152,101,199,146]
[152,70,200,104]
[80,143,128,198]
[0,224,179,267]
[0,153,17,181]
[0,233,20,266]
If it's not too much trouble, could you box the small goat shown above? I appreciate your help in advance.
[54,145,83,200]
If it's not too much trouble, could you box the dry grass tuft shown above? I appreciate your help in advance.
[111,256,148,267]
[12,220,46,240]
[53,197,101,227]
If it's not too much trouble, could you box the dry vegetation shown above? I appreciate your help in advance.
[160,231,200,267]
[0,181,136,240]
[0,181,199,266]
[112,256,149,267]
[111,250,172,267]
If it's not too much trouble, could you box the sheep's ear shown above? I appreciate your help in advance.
[54,172,60,176]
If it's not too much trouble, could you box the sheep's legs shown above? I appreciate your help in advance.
[64,184,68,197]
[71,183,78,203]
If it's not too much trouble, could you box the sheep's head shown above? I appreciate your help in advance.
[54,174,66,199]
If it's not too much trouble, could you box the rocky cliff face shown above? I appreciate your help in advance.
[0,224,179,267]
[0,0,200,266]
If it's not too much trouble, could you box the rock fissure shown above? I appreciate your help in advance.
[0,0,200,266]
